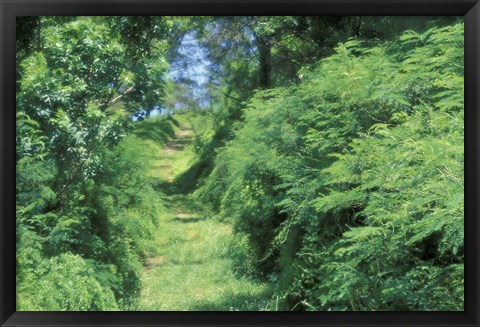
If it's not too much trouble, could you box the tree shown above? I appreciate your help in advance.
[16,16,172,310]
[197,21,464,311]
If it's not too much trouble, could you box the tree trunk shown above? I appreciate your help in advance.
[145,108,152,118]
[258,36,272,89]
[355,17,362,37]
[36,17,42,52]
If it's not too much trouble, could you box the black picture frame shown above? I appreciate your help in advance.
[1,1,479,326]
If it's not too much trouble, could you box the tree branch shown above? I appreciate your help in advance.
[106,85,135,107]
[213,86,242,103]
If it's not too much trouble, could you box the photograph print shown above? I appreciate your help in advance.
[16,15,464,311]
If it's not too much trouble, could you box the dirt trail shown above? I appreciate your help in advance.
[162,128,194,181]
[137,121,269,311]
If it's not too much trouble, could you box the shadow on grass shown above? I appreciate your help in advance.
[167,136,194,151]
[132,115,180,146]
[160,194,206,213]
[171,217,206,224]
[151,180,176,195]
[171,159,213,195]
[150,159,212,196]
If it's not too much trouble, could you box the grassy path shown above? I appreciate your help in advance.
[137,116,270,311]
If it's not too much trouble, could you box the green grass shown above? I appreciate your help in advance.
[129,113,272,311]
[140,201,271,311]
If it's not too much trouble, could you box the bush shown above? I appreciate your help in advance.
[198,22,464,310]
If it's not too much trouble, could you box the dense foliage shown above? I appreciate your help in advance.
[16,16,171,310]
[16,16,464,311]
[197,22,464,310]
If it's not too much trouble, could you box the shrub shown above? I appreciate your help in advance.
[198,22,464,310]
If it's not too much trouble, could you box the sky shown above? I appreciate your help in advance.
[146,32,210,118]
